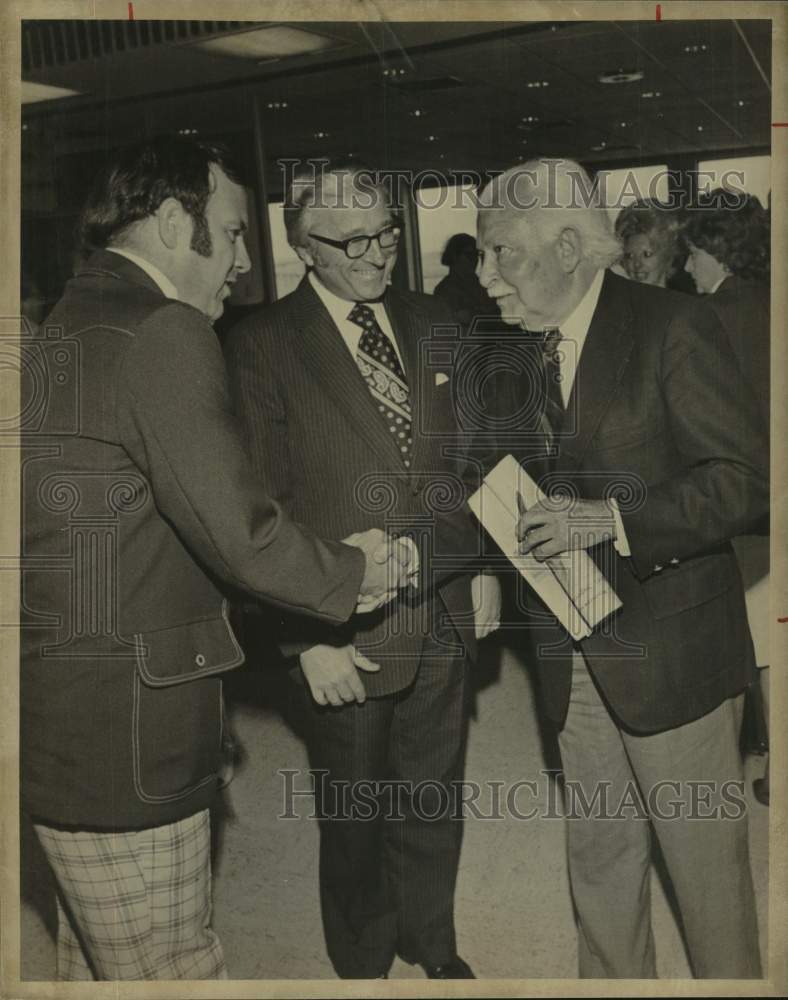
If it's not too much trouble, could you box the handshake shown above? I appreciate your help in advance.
[342,528,420,613]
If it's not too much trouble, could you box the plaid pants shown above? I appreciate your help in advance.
[33,809,227,980]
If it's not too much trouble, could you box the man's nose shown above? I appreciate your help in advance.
[476,253,496,288]
[235,236,252,275]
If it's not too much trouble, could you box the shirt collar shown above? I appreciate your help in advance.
[557,268,605,347]
[107,247,179,301]
[308,270,387,325]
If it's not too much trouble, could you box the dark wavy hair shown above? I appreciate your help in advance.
[77,136,244,259]
[683,188,770,282]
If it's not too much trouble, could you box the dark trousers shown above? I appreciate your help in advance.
[300,636,470,978]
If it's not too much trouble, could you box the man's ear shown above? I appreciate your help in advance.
[556,227,583,273]
[294,243,315,269]
[156,197,189,251]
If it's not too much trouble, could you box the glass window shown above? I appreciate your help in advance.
[598,164,670,225]
[415,184,479,293]
[697,155,770,208]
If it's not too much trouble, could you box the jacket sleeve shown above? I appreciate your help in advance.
[223,314,351,660]
[620,299,769,580]
[116,301,364,623]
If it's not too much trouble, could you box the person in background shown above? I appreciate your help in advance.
[615,199,690,292]
[433,232,494,331]
[684,187,771,805]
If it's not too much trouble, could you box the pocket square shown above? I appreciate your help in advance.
[435,372,449,386]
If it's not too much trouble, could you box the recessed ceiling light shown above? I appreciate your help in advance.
[521,115,540,124]
[266,101,288,110]
[683,44,708,53]
[617,121,631,128]
[641,91,662,99]
[190,25,337,60]
[426,135,439,142]
[22,81,82,104]
[410,109,427,117]
[591,142,607,151]
[382,67,406,77]
[22,122,29,131]
[598,68,644,84]
[734,99,747,107]
[178,128,199,136]
[314,131,330,139]
[696,125,705,132]
[526,80,550,89]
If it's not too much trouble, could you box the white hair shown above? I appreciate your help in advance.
[479,158,622,269]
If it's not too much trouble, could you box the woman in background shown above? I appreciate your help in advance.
[615,199,689,290]
[684,189,771,805]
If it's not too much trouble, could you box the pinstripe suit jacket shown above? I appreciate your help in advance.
[225,277,479,696]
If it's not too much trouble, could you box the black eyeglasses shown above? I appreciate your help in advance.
[307,224,402,260]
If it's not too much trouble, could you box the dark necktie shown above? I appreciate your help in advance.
[348,302,413,469]
[540,327,564,453]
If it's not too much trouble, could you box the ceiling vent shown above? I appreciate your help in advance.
[23,20,265,72]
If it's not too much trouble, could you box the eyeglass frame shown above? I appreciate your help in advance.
[306,223,402,259]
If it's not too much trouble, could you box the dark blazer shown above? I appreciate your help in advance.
[225,277,479,696]
[20,251,364,829]
[500,271,769,733]
[706,274,770,426]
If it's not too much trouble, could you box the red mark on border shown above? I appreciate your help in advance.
[656,4,662,20]
[778,617,788,623]
[128,2,134,19]
[772,123,788,127]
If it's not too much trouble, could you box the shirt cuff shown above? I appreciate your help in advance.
[395,534,420,584]
[607,498,631,558]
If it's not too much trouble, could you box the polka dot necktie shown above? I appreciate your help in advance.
[348,302,413,469]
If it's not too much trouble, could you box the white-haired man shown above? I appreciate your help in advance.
[476,158,767,978]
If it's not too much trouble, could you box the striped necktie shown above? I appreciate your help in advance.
[540,327,564,454]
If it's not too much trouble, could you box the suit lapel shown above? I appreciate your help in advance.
[289,279,407,467]
[384,289,429,470]
[558,271,635,469]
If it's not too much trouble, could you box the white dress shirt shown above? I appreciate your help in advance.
[107,247,179,301]
[548,269,631,557]
[308,272,406,370]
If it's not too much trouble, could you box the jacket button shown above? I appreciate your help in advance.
[195,653,206,666]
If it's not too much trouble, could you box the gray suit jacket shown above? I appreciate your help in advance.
[225,277,480,697]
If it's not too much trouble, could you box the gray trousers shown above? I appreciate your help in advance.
[558,652,761,979]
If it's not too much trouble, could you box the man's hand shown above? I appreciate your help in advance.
[471,573,502,639]
[517,498,616,561]
[343,529,419,613]
[299,644,381,706]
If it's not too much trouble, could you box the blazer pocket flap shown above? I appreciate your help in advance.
[643,554,734,621]
[134,609,243,687]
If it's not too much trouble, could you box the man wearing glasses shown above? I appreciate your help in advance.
[225,162,494,980]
